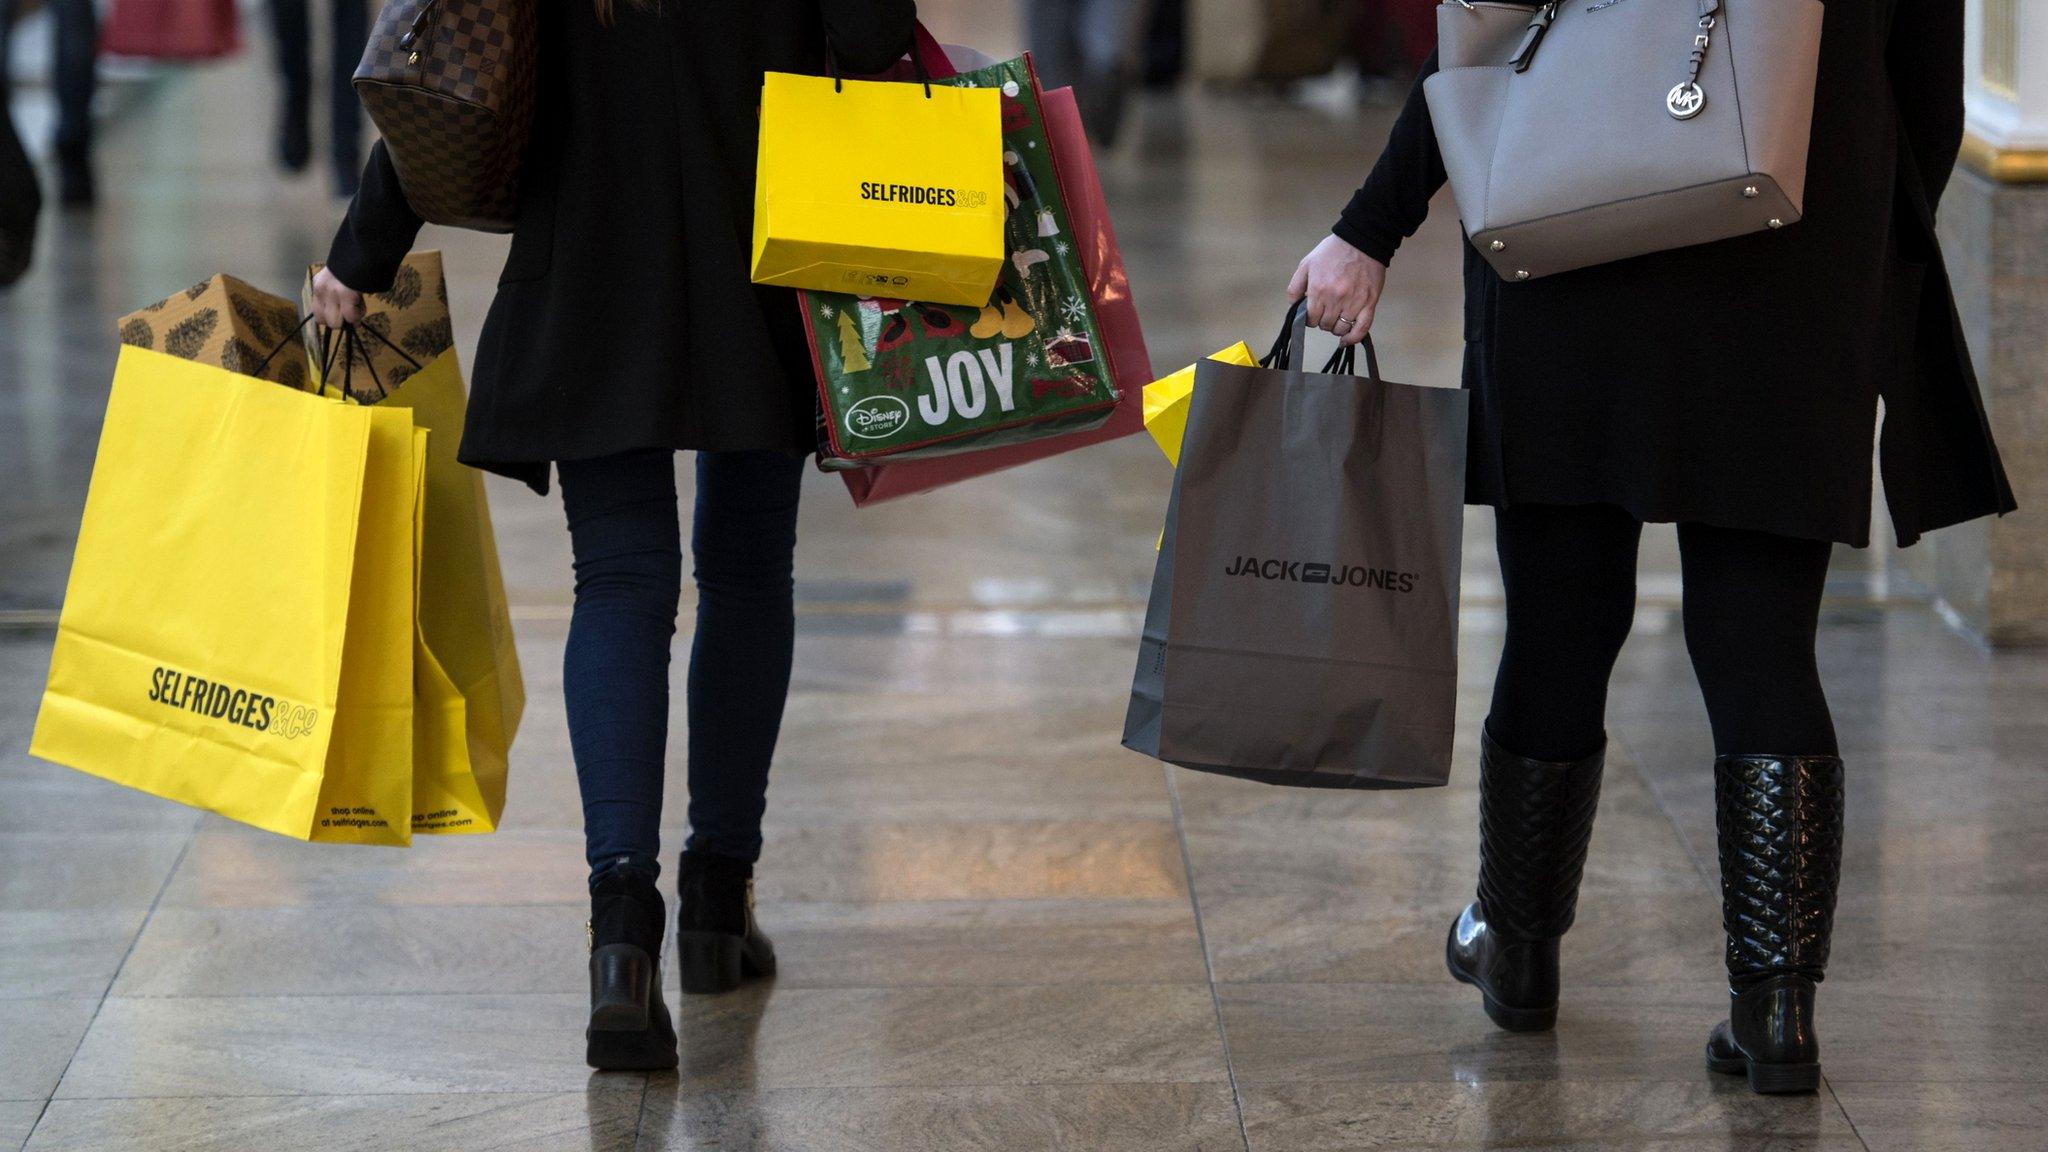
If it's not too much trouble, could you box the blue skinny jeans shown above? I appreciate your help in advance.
[557,449,804,886]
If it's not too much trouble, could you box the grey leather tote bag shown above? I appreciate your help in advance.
[1426,0,1824,281]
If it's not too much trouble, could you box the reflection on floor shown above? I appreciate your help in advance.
[2,29,2043,1152]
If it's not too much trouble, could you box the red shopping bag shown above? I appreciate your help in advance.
[839,83,1152,506]
[101,0,240,61]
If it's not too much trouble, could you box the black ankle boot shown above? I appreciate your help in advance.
[676,851,777,995]
[1706,754,1844,1094]
[1446,728,1604,1032]
[585,870,677,1071]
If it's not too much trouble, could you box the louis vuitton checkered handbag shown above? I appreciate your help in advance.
[354,0,536,233]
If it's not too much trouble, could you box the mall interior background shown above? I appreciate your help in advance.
[1,1,2045,1149]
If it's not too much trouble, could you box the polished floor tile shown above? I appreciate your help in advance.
[1829,1081,2048,1152]
[0,999,98,1101]
[1820,984,2048,1084]
[0,910,147,999]
[23,1092,643,1152]
[1236,1080,1865,1151]
[667,984,1228,1091]
[0,833,189,913]
[54,994,630,1098]
[111,898,1205,997]
[0,1103,42,1152]
[638,1083,1244,1152]
[1217,982,1727,1086]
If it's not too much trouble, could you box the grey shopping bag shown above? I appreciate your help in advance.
[1123,304,1469,788]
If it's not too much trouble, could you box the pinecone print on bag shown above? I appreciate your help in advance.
[120,318,155,349]
[386,362,415,389]
[231,294,283,347]
[378,264,423,310]
[219,335,254,376]
[277,358,308,393]
[359,312,394,359]
[183,280,212,302]
[401,316,453,363]
[164,309,221,359]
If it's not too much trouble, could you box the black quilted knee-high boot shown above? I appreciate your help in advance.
[1446,728,1605,1032]
[1706,755,1845,1094]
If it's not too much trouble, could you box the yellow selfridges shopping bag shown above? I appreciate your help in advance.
[1144,342,1258,466]
[31,348,420,845]
[751,70,1004,306]
[310,336,524,836]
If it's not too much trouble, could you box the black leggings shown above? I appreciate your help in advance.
[1486,504,1839,762]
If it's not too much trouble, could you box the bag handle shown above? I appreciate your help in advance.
[252,312,425,404]
[826,20,953,96]
[1262,299,1382,382]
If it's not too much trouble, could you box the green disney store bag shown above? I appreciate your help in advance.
[804,53,1120,469]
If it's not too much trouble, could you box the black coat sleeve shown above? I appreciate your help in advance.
[1887,0,1966,213]
[325,140,426,294]
[820,0,918,74]
[1332,50,1446,266]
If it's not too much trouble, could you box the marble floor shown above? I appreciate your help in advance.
[2,9,2044,1152]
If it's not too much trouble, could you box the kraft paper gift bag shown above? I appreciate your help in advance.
[1123,305,1470,789]
[117,273,307,390]
[32,349,420,844]
[752,26,1004,306]
[809,54,1119,468]
[301,250,454,397]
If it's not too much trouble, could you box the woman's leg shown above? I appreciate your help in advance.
[681,449,805,865]
[1678,522,1844,1094]
[1676,521,1837,756]
[558,449,682,887]
[673,449,803,994]
[558,450,682,1071]
[1487,502,1643,760]
[1450,503,1640,1031]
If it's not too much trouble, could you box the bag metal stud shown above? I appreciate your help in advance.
[1515,270,1531,280]
[1742,185,1759,198]
[1490,240,1506,251]
[1768,218,1783,228]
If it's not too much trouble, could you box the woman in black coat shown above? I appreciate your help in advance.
[311,0,919,1071]
[1289,0,2013,1094]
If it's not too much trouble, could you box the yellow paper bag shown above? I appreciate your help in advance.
[1144,342,1258,466]
[31,349,418,845]
[298,255,523,835]
[751,71,1005,306]
[381,348,524,835]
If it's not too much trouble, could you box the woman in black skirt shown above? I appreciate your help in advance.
[311,0,918,1071]
[1289,0,2013,1093]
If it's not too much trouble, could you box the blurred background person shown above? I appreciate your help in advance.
[0,0,97,207]
[0,89,36,284]
[267,0,368,196]
[1025,0,1142,144]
